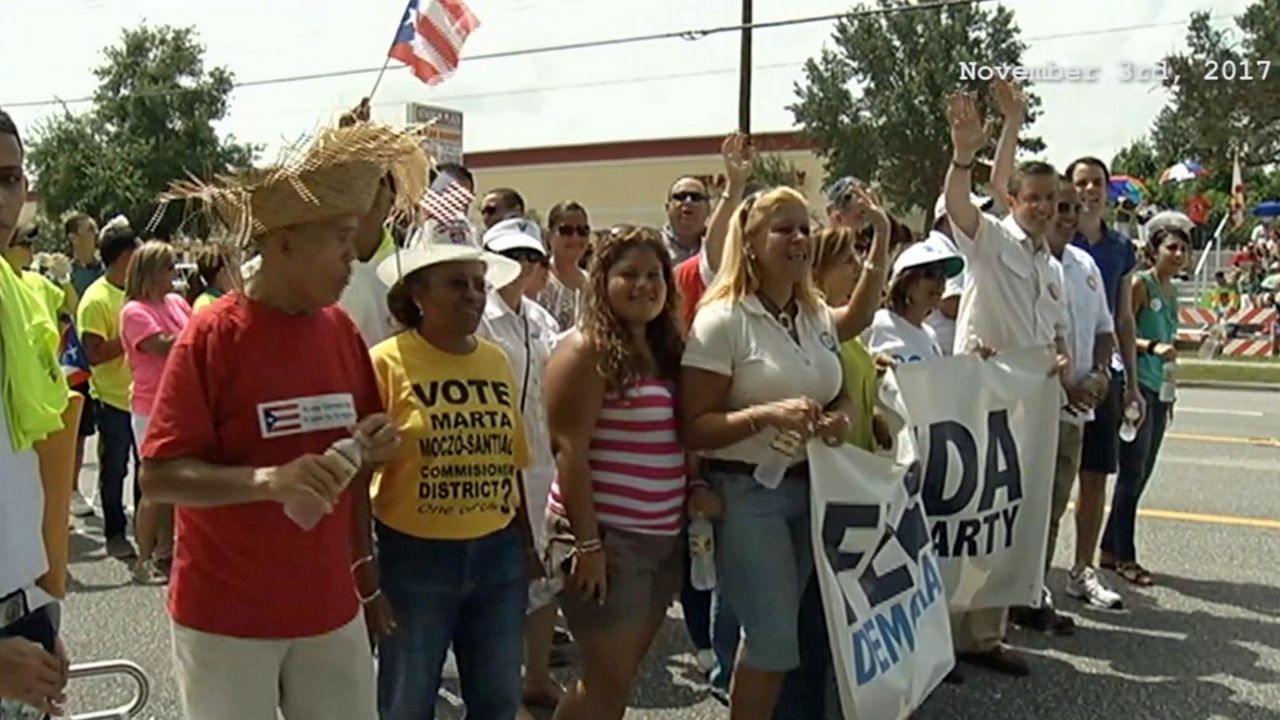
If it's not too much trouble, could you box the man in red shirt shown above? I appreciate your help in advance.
[139,123,424,720]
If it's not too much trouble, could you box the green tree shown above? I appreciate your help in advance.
[1110,137,1162,184]
[27,25,256,239]
[790,0,1044,229]
[750,153,805,189]
[1156,3,1280,170]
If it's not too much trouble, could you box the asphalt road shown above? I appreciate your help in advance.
[54,386,1280,719]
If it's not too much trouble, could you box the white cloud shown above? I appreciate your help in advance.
[3,0,1250,171]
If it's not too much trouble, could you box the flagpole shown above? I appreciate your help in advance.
[368,57,394,101]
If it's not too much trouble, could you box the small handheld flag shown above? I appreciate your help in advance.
[388,0,480,86]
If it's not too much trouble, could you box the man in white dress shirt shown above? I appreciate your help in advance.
[942,88,1072,677]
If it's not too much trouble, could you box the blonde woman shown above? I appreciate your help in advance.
[120,240,191,581]
[680,187,855,719]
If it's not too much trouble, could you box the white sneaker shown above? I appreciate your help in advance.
[695,649,717,674]
[70,491,94,517]
[1067,566,1123,609]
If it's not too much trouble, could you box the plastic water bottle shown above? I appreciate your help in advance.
[1159,360,1178,404]
[284,437,362,530]
[528,576,564,612]
[689,516,717,591]
[1119,402,1141,443]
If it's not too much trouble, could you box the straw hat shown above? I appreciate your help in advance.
[153,123,430,244]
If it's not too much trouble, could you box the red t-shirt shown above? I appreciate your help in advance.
[142,293,381,639]
[675,253,708,333]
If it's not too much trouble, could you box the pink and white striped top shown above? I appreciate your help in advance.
[548,379,687,535]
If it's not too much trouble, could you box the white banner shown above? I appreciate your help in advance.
[808,370,954,720]
[894,346,1059,610]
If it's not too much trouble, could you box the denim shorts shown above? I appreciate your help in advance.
[709,466,811,673]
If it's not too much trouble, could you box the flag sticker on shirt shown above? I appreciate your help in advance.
[257,393,358,439]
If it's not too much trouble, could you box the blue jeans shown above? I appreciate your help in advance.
[1101,387,1169,564]
[376,523,526,720]
[711,468,811,672]
[97,403,138,539]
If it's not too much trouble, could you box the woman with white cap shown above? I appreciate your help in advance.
[476,217,565,713]
[364,243,536,720]
[865,235,966,364]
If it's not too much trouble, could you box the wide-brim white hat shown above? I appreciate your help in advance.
[891,232,966,282]
[376,243,522,289]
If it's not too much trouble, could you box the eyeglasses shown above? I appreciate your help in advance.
[670,191,708,204]
[557,224,591,237]
[503,249,545,265]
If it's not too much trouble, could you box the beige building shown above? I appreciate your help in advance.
[465,132,827,229]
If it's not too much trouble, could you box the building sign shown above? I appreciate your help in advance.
[406,103,464,166]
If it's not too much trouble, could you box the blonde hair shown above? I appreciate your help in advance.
[811,226,859,277]
[124,241,176,301]
[700,187,824,312]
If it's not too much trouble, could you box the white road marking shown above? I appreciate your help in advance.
[1176,407,1265,417]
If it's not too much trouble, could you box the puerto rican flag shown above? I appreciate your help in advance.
[59,322,91,388]
[388,0,480,86]
[260,401,304,436]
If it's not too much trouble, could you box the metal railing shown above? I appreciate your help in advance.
[66,661,150,720]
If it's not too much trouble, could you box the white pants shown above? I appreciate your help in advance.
[171,612,376,720]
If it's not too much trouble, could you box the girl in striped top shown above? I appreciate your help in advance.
[545,226,713,720]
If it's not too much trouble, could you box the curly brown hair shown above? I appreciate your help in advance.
[578,225,684,395]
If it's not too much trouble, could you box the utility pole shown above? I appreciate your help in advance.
[738,0,753,133]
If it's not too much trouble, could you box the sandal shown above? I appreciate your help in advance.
[1116,562,1154,587]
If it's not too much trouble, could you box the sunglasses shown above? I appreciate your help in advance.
[504,249,546,265]
[671,191,708,204]
[1057,202,1082,215]
[919,265,948,281]
[480,205,500,217]
[557,224,591,237]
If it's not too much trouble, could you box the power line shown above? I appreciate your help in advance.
[2,3,1238,112]
[4,0,996,109]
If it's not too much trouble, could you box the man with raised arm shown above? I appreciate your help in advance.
[942,81,1071,677]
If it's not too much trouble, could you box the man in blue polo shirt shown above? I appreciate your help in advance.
[1064,156,1141,609]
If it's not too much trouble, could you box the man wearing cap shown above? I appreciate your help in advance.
[476,217,564,713]
[1065,156,1140,610]
[138,124,413,720]
[943,86,1071,677]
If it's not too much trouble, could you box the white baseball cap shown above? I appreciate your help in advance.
[482,217,546,256]
[376,243,521,289]
[891,232,966,282]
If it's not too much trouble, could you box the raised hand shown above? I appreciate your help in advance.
[722,131,753,187]
[990,78,1026,119]
[847,185,890,235]
[946,91,990,160]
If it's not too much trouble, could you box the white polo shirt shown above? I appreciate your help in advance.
[683,296,843,467]
[338,255,397,348]
[477,290,560,540]
[952,213,1069,354]
[0,349,55,614]
[865,308,944,365]
[1060,244,1114,425]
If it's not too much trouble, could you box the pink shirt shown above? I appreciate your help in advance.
[120,294,192,417]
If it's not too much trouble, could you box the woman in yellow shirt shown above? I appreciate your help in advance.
[357,243,535,720]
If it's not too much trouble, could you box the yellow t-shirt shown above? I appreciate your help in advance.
[192,291,220,314]
[840,338,877,452]
[21,270,65,325]
[370,331,529,540]
[76,277,132,411]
